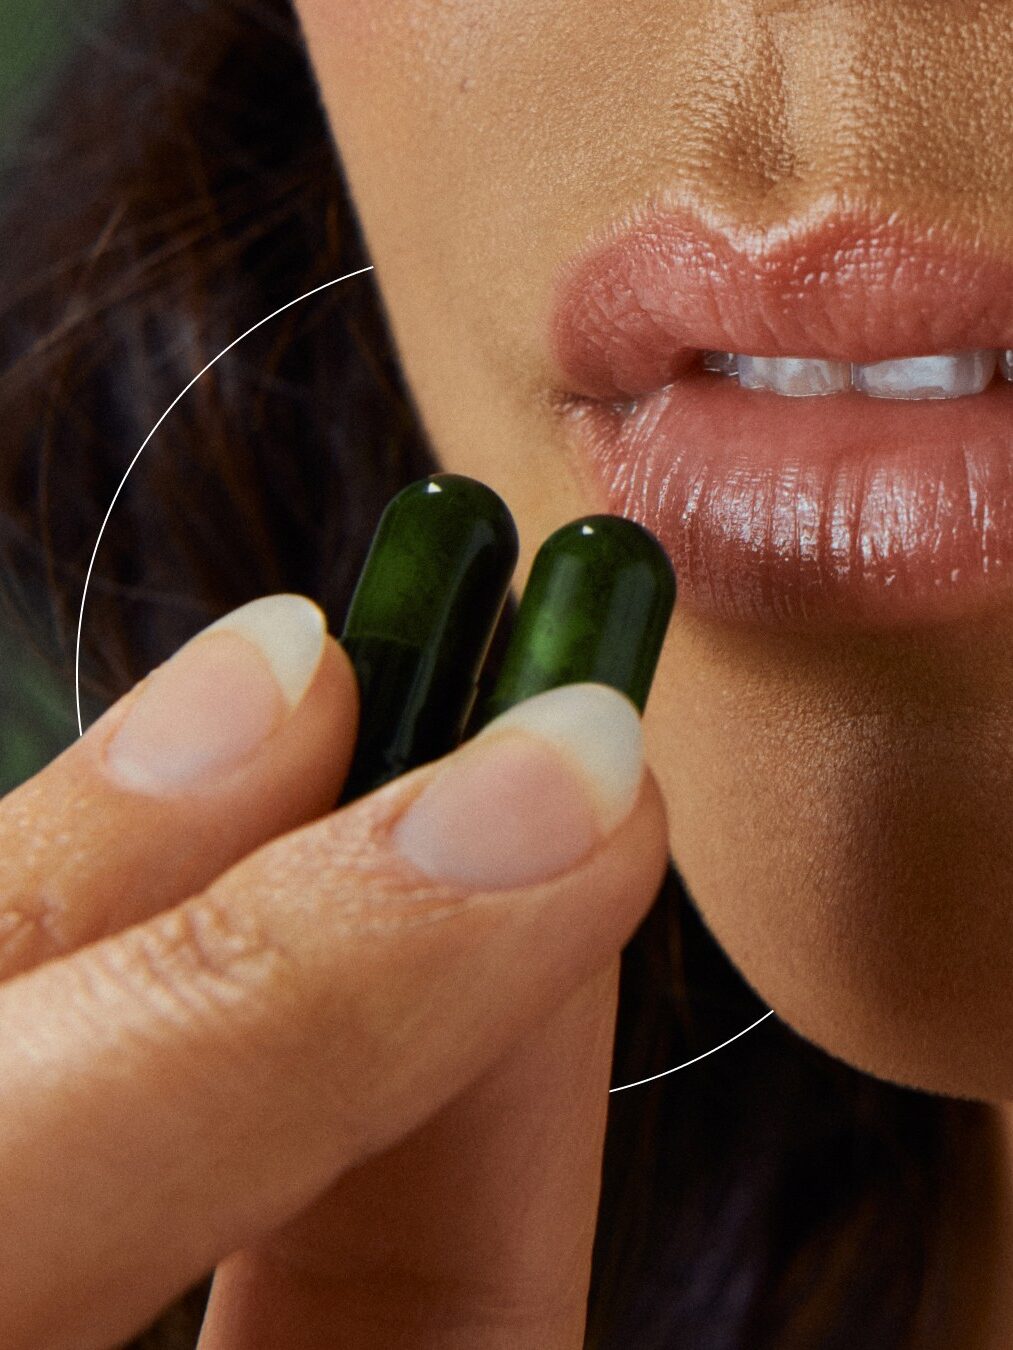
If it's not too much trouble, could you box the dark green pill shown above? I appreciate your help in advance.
[338,473,518,802]
[475,514,675,726]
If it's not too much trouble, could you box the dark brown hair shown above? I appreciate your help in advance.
[0,4,985,1347]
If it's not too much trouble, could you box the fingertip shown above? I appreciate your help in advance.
[629,762,673,893]
[327,633,361,723]
[260,631,360,811]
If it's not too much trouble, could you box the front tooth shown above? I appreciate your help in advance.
[853,350,996,399]
[1001,350,1013,382]
[736,355,851,397]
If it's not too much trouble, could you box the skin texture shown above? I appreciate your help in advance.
[0,613,668,1348]
[14,7,1013,1347]
[291,0,1013,1099]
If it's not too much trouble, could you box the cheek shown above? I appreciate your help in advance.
[643,614,1013,1103]
[293,1,489,93]
[292,2,411,103]
[294,0,408,41]
[292,1,435,134]
[288,2,498,248]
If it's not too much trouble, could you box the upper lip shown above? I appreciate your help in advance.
[548,194,1013,401]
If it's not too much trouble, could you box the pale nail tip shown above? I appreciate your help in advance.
[205,594,326,709]
[104,751,168,794]
[106,748,214,795]
[478,683,645,832]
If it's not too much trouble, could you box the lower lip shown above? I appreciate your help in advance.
[563,372,1013,629]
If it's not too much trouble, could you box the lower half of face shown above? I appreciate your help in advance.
[295,0,1013,1099]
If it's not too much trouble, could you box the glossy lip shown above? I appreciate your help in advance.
[549,198,1013,629]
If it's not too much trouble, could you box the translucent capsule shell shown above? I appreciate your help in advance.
[338,474,519,800]
[475,515,676,726]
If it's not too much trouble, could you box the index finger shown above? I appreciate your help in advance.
[0,594,356,979]
[0,685,668,1350]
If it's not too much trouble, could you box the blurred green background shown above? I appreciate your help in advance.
[0,3,114,789]
[2,1,65,111]
[1,1,107,137]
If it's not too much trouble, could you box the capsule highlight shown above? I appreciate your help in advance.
[338,474,518,801]
[475,514,676,726]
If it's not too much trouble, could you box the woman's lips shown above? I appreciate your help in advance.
[549,203,1013,628]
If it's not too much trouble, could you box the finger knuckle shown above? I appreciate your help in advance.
[91,890,298,1034]
[0,885,74,977]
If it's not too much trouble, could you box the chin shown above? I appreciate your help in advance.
[678,832,1013,1102]
[644,618,1013,1104]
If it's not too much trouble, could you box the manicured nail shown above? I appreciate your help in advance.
[391,683,643,889]
[104,594,326,794]
[474,514,675,727]
[339,474,518,802]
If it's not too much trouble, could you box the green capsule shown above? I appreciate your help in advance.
[474,514,675,726]
[338,474,518,802]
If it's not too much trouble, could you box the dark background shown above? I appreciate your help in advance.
[2,2,116,789]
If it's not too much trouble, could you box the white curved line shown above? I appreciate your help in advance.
[609,1009,776,1094]
[71,262,772,1098]
[74,264,376,734]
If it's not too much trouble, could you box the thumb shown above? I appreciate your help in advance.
[0,684,669,1350]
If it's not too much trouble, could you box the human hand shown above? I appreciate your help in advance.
[0,593,668,1350]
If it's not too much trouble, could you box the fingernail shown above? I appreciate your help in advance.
[391,683,643,889]
[104,594,326,794]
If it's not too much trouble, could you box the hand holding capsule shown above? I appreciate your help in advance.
[0,588,669,1350]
